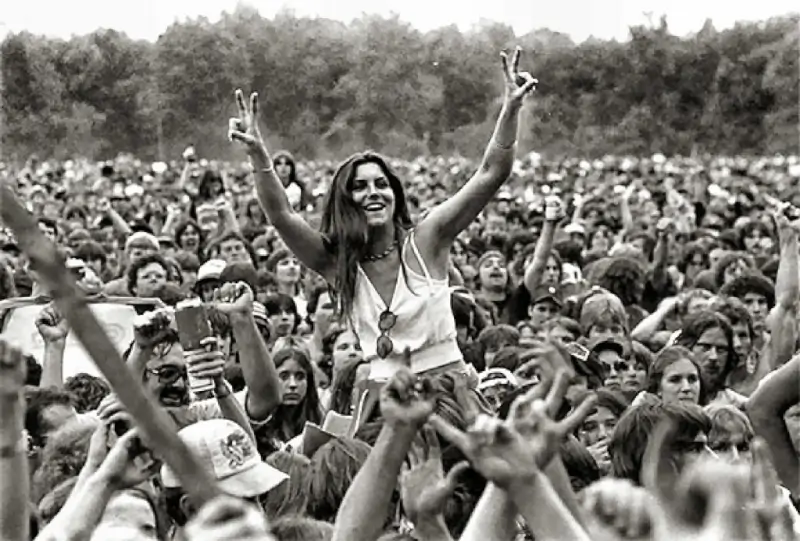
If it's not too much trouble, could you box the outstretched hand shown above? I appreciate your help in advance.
[380,349,436,429]
[431,370,595,489]
[400,425,469,525]
[228,90,265,156]
[500,47,538,105]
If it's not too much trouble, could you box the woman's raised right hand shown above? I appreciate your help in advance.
[228,89,266,158]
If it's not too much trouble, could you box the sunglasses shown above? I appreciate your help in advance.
[146,364,187,384]
[603,360,636,374]
[376,310,397,359]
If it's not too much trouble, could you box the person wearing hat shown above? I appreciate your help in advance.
[195,259,227,302]
[587,335,637,394]
[529,284,563,325]
[161,419,288,535]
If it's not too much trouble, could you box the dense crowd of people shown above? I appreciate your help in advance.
[1,47,800,541]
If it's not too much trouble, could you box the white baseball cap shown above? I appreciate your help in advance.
[161,419,287,498]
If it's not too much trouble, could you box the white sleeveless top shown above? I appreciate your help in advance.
[350,231,462,379]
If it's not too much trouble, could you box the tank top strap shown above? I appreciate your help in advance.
[403,229,433,289]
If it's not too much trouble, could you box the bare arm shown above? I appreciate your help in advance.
[229,91,331,278]
[508,472,591,541]
[631,297,678,343]
[40,340,65,388]
[334,367,434,541]
[767,218,799,368]
[417,49,537,261]
[334,423,416,541]
[213,382,256,443]
[229,311,282,421]
[104,206,133,237]
[619,186,635,233]
[523,217,557,294]
[36,471,116,541]
[650,223,670,290]
[746,355,800,497]
[459,484,518,541]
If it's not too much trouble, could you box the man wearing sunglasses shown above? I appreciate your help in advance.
[99,282,282,443]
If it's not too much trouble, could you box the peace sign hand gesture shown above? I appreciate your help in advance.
[228,90,266,158]
[500,47,538,106]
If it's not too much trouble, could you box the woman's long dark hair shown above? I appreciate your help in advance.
[319,152,413,320]
[265,348,324,442]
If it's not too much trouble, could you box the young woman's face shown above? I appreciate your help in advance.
[579,405,618,447]
[590,229,610,252]
[691,327,729,388]
[659,358,701,405]
[275,256,301,285]
[348,162,396,228]
[332,330,363,375]
[543,256,560,286]
[275,157,293,184]
[180,226,200,250]
[278,358,308,405]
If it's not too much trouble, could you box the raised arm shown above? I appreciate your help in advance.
[229,91,331,278]
[213,282,282,421]
[36,305,69,387]
[766,215,799,368]
[522,197,562,293]
[746,355,800,497]
[333,364,435,541]
[417,48,537,259]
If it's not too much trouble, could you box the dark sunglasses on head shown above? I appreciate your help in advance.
[376,310,397,359]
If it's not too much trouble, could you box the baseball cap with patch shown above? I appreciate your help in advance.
[531,284,563,306]
[161,419,287,498]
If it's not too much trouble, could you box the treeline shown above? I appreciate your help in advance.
[1,8,797,162]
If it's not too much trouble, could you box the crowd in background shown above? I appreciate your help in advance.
[1,146,800,540]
